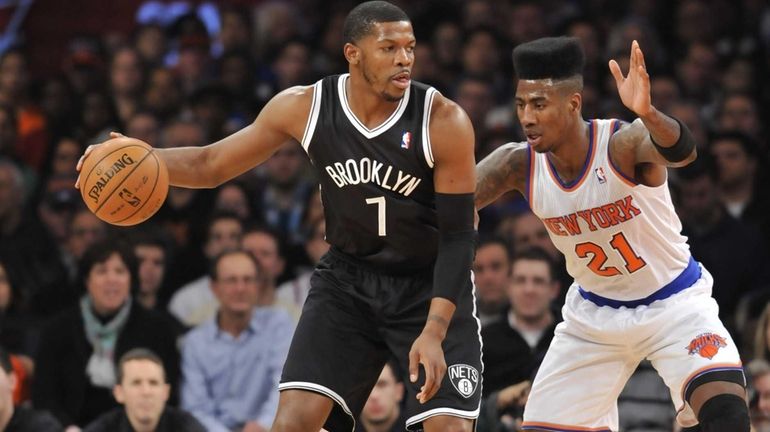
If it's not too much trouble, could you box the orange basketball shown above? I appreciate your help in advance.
[79,137,169,226]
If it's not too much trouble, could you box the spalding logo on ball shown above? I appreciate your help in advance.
[79,137,169,226]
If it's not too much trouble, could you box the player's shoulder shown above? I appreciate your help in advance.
[608,118,645,149]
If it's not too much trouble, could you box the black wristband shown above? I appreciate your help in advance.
[650,116,696,163]
[433,192,477,304]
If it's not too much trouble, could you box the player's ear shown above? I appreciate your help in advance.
[570,92,582,113]
[344,42,361,65]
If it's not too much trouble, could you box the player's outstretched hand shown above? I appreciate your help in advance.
[609,40,652,118]
[409,330,447,404]
[74,131,126,188]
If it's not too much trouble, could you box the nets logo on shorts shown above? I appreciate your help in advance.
[686,332,727,359]
[448,364,479,398]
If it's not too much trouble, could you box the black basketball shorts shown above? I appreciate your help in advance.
[280,248,483,432]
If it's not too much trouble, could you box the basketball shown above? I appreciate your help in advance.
[79,137,169,226]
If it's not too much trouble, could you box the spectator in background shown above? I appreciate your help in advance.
[125,111,160,147]
[715,92,764,143]
[0,345,61,432]
[677,157,770,329]
[478,248,559,431]
[709,132,770,233]
[46,137,81,179]
[668,101,708,151]
[276,217,329,322]
[84,348,204,432]
[255,140,314,250]
[132,24,167,68]
[109,47,145,125]
[0,49,49,172]
[143,68,182,122]
[34,238,180,429]
[217,6,253,56]
[0,259,36,405]
[453,75,494,149]
[240,226,286,307]
[753,304,770,362]
[66,208,107,279]
[181,250,293,432]
[214,181,253,222]
[39,76,77,139]
[506,1,547,46]
[131,229,170,312]
[0,159,69,314]
[472,237,512,327]
[77,91,119,145]
[355,362,406,432]
[675,42,719,103]
[168,212,243,328]
[189,84,231,142]
[748,359,770,432]
[270,39,313,92]
[497,210,572,305]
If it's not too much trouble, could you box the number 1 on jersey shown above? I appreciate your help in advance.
[365,196,386,236]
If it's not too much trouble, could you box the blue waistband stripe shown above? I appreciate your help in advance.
[578,257,700,308]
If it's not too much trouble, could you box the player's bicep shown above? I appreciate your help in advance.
[612,119,689,168]
[206,86,312,185]
[429,97,476,194]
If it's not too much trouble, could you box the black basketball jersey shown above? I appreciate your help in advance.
[302,74,439,272]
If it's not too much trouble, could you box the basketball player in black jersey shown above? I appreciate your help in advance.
[76,2,480,431]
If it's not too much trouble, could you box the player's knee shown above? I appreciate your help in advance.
[696,393,749,432]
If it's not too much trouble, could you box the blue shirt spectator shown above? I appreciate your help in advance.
[181,250,294,431]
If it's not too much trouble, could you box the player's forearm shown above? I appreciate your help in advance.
[423,297,456,340]
[156,146,219,188]
[639,107,680,148]
[475,146,516,209]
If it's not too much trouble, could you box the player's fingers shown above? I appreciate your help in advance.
[408,349,419,383]
[608,60,624,84]
[76,145,93,172]
[420,359,435,403]
[110,131,125,138]
[636,44,646,70]
[74,173,81,189]
[630,40,638,69]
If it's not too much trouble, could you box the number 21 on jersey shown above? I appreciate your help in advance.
[575,232,646,276]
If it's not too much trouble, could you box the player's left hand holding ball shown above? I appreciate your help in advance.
[75,132,169,226]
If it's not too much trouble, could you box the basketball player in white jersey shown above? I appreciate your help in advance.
[475,37,749,432]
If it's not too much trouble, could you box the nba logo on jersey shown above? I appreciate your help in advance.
[595,166,607,184]
[401,131,412,149]
[448,364,479,398]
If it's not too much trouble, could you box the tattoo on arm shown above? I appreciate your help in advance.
[475,144,525,209]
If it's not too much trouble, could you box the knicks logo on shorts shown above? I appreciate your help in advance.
[448,364,479,398]
[686,333,728,359]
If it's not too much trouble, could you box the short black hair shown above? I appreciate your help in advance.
[511,246,556,281]
[116,348,166,384]
[77,236,140,295]
[709,130,758,158]
[512,36,585,80]
[343,1,410,44]
[476,235,513,262]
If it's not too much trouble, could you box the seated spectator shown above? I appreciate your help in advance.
[0,259,34,404]
[34,238,180,429]
[240,226,286,307]
[479,248,560,430]
[472,237,512,327]
[84,348,204,432]
[168,212,243,328]
[181,250,293,432]
[131,228,170,311]
[276,217,328,322]
[748,359,770,432]
[355,362,406,432]
[0,345,61,431]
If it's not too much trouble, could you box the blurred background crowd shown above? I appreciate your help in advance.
[0,0,769,431]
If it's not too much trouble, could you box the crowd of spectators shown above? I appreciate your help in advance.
[0,0,769,431]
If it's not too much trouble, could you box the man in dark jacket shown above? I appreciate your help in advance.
[84,348,203,432]
[0,345,61,431]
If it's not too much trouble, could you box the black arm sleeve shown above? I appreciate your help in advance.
[433,192,477,304]
[650,116,697,163]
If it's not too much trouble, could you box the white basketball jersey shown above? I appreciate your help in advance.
[527,119,691,300]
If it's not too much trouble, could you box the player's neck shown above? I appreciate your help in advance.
[346,74,400,129]
[547,118,590,183]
